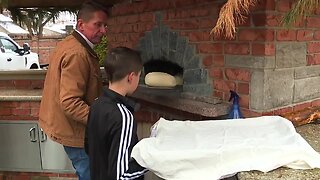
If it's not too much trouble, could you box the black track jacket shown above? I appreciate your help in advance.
[85,88,148,180]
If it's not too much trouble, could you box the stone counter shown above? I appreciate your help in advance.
[0,89,42,101]
[131,85,229,119]
[238,123,320,180]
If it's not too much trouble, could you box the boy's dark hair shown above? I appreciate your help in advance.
[104,47,142,82]
[77,1,110,22]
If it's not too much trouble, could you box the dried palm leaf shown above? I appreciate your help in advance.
[282,0,320,27]
[211,0,257,39]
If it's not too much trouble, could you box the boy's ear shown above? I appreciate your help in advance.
[127,72,135,83]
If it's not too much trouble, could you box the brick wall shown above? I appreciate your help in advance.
[107,0,320,117]
[0,101,40,121]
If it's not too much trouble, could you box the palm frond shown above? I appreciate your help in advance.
[282,0,320,27]
[8,7,79,37]
[210,0,257,39]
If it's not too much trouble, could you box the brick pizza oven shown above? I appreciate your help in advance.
[107,0,320,119]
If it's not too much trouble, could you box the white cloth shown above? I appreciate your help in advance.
[131,116,320,180]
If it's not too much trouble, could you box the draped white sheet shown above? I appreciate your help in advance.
[132,116,320,180]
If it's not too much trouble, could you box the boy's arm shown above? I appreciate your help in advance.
[108,104,147,179]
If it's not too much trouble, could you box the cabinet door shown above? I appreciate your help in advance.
[39,128,74,172]
[0,122,41,171]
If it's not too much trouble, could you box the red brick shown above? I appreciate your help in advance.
[11,174,30,180]
[39,40,57,48]
[134,110,152,122]
[112,3,136,16]
[58,173,77,177]
[17,102,30,108]
[252,0,276,11]
[213,79,236,91]
[12,109,30,116]
[224,43,250,55]
[209,68,223,79]
[120,24,133,33]
[188,31,211,42]
[132,22,154,33]
[225,68,251,82]
[213,90,224,101]
[314,31,320,40]
[107,17,116,26]
[140,12,154,22]
[297,30,313,41]
[252,13,280,27]
[0,80,14,88]
[197,43,223,54]
[238,83,249,95]
[307,17,320,28]
[0,108,11,116]
[311,99,320,107]
[175,0,196,7]
[0,102,17,108]
[238,29,274,41]
[276,30,296,41]
[30,108,39,117]
[145,1,173,11]
[307,42,320,53]
[116,16,128,24]
[239,94,249,109]
[262,111,274,116]
[169,7,210,19]
[293,102,312,111]
[29,102,40,108]
[110,26,121,33]
[179,19,199,30]
[14,80,31,89]
[165,21,180,29]
[241,109,262,118]
[213,55,225,67]
[31,80,44,89]
[306,54,320,65]
[202,55,213,67]
[252,43,275,56]
[116,34,128,42]
[274,106,293,115]
[199,17,217,29]
[127,15,139,23]
[276,0,293,12]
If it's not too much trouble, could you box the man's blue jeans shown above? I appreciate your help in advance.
[64,146,90,180]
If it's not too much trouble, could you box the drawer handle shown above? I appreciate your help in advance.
[29,127,37,142]
[40,128,47,142]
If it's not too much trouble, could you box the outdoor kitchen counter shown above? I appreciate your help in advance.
[2,89,320,180]
[238,123,320,180]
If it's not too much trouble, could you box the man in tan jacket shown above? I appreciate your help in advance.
[39,2,108,179]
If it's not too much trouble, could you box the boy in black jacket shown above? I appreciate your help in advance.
[85,47,148,180]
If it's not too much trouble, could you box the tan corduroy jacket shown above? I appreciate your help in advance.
[39,31,102,147]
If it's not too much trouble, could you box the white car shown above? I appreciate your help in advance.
[0,32,40,70]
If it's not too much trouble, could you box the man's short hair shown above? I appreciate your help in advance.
[104,47,142,83]
[77,1,110,22]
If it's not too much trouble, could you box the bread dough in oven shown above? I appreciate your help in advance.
[145,72,177,87]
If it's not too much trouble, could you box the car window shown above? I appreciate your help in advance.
[0,38,18,52]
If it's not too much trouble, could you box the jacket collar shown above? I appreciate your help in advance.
[72,30,98,59]
[102,87,140,113]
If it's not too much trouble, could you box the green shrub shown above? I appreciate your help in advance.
[94,35,108,66]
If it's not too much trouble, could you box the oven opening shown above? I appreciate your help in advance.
[142,58,183,88]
